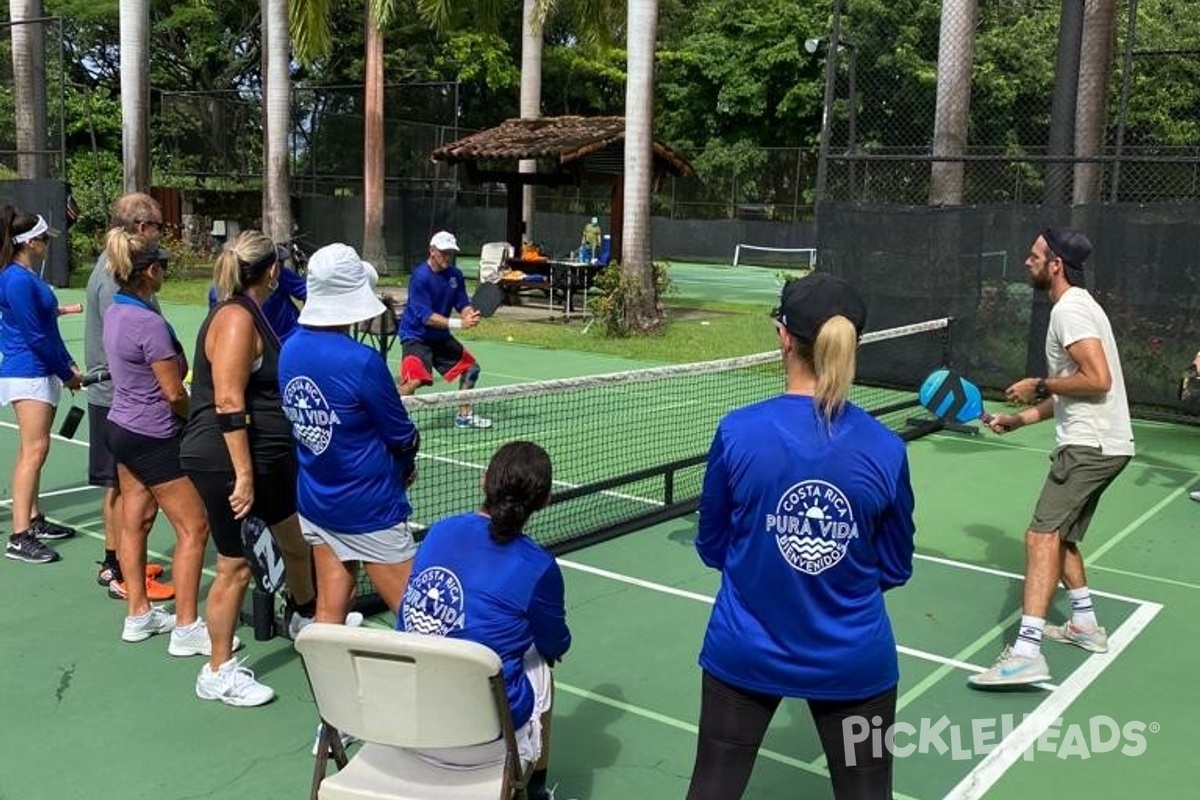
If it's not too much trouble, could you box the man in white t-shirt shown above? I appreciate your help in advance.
[971,227,1135,688]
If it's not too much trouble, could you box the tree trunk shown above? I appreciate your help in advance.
[1073,0,1117,205]
[119,0,150,192]
[362,6,387,272]
[263,0,293,243]
[518,0,544,244]
[11,0,50,180]
[928,0,977,206]
[621,0,660,332]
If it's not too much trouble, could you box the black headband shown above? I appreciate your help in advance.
[238,248,278,284]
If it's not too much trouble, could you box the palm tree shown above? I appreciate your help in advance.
[928,0,978,205]
[10,0,49,180]
[1073,0,1116,204]
[290,0,399,272]
[621,0,660,331]
[518,0,544,241]
[119,0,150,192]
[263,0,293,243]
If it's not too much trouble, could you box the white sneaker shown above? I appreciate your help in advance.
[168,619,243,657]
[968,646,1052,687]
[1189,490,1200,503]
[454,413,493,429]
[1044,621,1109,653]
[122,606,177,643]
[288,611,365,640]
[195,657,275,707]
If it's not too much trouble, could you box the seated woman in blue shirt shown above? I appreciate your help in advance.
[0,205,82,565]
[687,274,916,800]
[399,441,570,800]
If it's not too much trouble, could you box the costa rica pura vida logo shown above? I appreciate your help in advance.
[282,376,341,456]
[768,479,859,574]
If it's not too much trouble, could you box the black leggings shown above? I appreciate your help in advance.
[686,671,897,800]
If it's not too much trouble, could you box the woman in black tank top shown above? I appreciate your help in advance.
[179,230,315,707]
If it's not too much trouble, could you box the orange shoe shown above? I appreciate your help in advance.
[107,576,175,601]
[145,563,164,579]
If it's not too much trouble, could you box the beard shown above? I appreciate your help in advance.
[1027,269,1051,291]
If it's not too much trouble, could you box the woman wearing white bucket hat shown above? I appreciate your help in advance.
[279,243,421,628]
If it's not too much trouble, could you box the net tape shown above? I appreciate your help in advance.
[401,317,951,412]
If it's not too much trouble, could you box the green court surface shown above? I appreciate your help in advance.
[3,287,1199,799]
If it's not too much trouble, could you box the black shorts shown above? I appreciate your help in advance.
[106,420,186,488]
[187,461,298,559]
[400,337,476,387]
[88,403,116,487]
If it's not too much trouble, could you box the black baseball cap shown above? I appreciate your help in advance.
[132,245,172,271]
[773,273,867,341]
[1041,227,1092,287]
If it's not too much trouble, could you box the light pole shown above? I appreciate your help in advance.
[807,35,858,200]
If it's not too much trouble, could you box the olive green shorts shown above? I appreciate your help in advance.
[1030,445,1131,543]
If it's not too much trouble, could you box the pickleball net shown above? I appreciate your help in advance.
[404,316,950,545]
[337,317,951,615]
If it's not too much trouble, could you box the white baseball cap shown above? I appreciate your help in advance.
[429,231,459,252]
[298,243,386,327]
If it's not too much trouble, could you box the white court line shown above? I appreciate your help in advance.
[557,558,1023,679]
[0,484,100,506]
[943,600,1162,800]
[913,553,1148,605]
[420,453,666,508]
[0,419,90,448]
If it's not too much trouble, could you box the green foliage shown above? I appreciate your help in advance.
[587,260,675,337]
[65,149,123,273]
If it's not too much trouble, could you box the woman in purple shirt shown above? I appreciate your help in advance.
[102,230,218,660]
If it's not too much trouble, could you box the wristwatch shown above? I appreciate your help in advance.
[1035,378,1050,401]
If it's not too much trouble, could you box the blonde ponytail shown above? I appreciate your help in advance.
[812,315,858,425]
[104,226,156,287]
[212,229,275,301]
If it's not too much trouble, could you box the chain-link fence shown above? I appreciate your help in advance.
[817,0,1200,205]
[153,82,461,192]
[0,16,65,180]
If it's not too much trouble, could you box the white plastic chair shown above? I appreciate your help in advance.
[296,624,532,800]
[479,242,514,284]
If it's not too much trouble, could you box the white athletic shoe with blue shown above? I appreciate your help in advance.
[968,646,1051,687]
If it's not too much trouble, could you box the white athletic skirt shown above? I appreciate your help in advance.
[298,515,418,564]
[0,376,61,407]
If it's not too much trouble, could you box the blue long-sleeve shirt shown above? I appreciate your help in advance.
[0,263,75,381]
[398,261,471,343]
[278,328,419,533]
[696,394,915,701]
[399,512,571,728]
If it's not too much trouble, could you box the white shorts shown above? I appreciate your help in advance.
[412,647,553,769]
[298,515,418,564]
[0,376,61,407]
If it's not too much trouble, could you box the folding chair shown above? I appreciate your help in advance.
[295,624,533,800]
[479,242,514,285]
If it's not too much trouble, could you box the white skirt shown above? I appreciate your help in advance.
[0,376,62,407]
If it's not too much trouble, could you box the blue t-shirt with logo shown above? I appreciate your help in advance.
[278,328,418,533]
[696,394,915,700]
[398,512,571,728]
[398,261,470,343]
